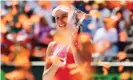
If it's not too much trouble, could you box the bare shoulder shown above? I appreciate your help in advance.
[46,41,56,56]
[48,41,56,49]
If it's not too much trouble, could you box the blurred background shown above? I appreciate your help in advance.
[0,0,133,80]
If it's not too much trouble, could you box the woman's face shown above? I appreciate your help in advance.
[54,10,68,31]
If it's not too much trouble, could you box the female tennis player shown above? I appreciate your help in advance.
[42,5,95,80]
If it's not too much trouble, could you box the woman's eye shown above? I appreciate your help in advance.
[61,16,68,20]
[55,15,68,20]
[55,17,59,20]
[62,15,68,18]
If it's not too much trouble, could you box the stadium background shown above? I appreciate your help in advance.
[1,0,133,80]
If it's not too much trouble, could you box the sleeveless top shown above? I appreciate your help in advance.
[51,42,82,80]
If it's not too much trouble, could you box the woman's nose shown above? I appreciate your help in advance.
[57,19,64,25]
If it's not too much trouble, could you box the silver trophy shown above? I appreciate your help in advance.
[67,6,90,29]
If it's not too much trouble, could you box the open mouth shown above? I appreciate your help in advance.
[59,24,66,27]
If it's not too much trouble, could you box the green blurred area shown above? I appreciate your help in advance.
[1,70,6,80]
[94,74,120,80]
[2,65,133,80]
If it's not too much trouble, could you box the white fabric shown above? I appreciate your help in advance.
[52,5,70,16]
[94,28,118,43]
[93,27,118,57]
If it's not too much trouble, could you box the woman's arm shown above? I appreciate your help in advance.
[42,41,61,80]
[71,33,95,79]
[42,58,60,80]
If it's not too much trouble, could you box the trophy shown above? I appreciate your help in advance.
[67,6,91,29]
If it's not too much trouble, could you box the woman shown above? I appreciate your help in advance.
[42,5,95,80]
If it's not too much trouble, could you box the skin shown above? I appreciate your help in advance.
[42,9,94,80]
[42,10,70,80]
[54,10,68,31]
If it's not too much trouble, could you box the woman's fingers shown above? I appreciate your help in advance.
[50,56,65,67]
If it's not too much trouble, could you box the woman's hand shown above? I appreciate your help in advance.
[43,56,64,80]
[72,33,94,59]
[50,56,65,68]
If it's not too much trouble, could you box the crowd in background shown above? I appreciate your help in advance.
[1,0,133,80]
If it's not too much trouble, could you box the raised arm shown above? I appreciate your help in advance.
[71,33,95,79]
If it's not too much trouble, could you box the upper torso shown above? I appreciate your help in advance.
[51,41,82,80]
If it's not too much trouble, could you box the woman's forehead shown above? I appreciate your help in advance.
[54,10,68,17]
